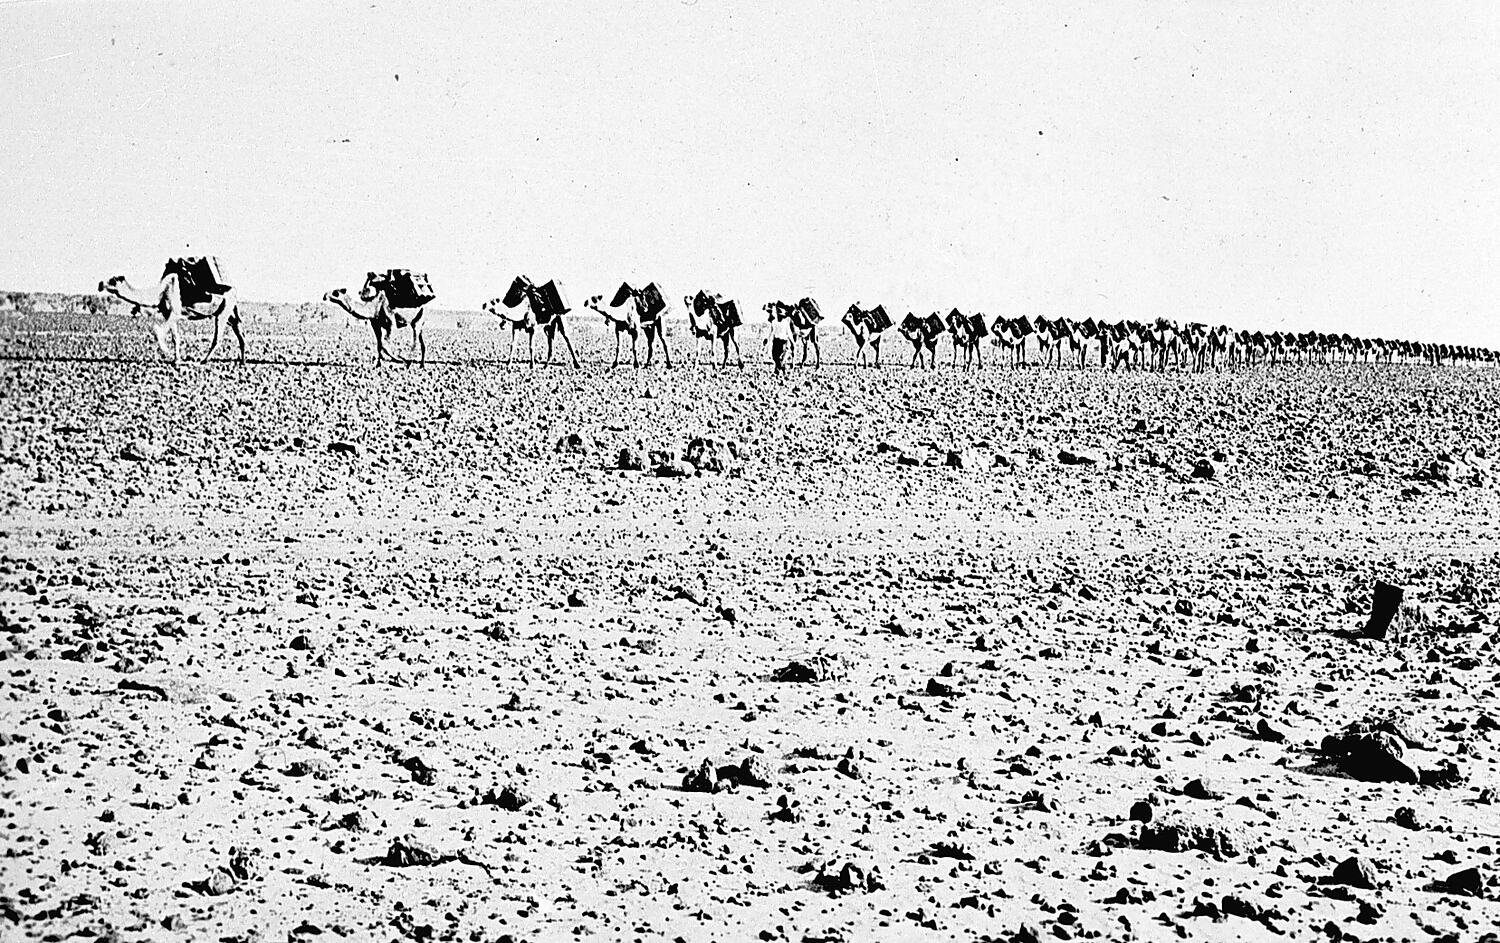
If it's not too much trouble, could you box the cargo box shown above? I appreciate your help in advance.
[638,282,666,321]
[968,312,989,338]
[384,270,435,308]
[534,280,568,324]
[717,299,742,330]
[867,305,893,334]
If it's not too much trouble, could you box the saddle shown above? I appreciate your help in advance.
[163,256,231,308]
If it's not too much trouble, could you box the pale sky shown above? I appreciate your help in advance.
[2,1,1496,346]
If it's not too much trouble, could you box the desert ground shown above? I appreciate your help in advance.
[1,308,1498,942]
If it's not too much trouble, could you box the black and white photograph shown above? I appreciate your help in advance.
[1,2,1498,940]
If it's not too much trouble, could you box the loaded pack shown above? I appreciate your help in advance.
[532,279,569,324]
[382,270,436,308]
[162,256,232,308]
[716,299,742,330]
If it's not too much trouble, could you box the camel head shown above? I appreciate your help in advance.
[323,288,349,304]
[98,275,130,295]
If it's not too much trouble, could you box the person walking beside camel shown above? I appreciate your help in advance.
[767,311,793,373]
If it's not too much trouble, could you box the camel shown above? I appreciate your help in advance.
[584,293,641,368]
[597,282,671,367]
[1077,319,1113,370]
[479,296,536,364]
[898,312,944,369]
[1045,317,1087,369]
[989,316,1027,368]
[764,298,824,367]
[322,271,430,366]
[944,309,987,370]
[1142,319,1183,371]
[843,303,894,367]
[483,276,579,367]
[684,290,744,368]
[1180,323,1209,372]
[1110,322,1150,371]
[97,263,245,364]
[1204,325,1238,370]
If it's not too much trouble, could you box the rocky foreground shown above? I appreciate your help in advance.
[2,318,1499,942]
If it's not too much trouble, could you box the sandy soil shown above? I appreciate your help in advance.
[2,313,1498,942]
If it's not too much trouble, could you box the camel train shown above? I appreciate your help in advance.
[95,258,1496,370]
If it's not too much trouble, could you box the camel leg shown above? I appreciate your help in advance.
[416,327,426,366]
[611,332,622,368]
[559,329,580,368]
[632,334,640,369]
[229,309,246,364]
[152,321,171,361]
[872,338,882,368]
[370,320,384,366]
[527,331,536,368]
[661,328,672,368]
[201,313,224,364]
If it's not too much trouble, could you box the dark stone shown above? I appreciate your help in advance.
[739,755,776,788]
[1438,867,1483,896]
[1183,778,1224,800]
[1137,818,1244,858]
[1331,856,1377,889]
[1365,581,1405,640]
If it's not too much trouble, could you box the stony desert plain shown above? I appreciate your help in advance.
[1,306,1498,943]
